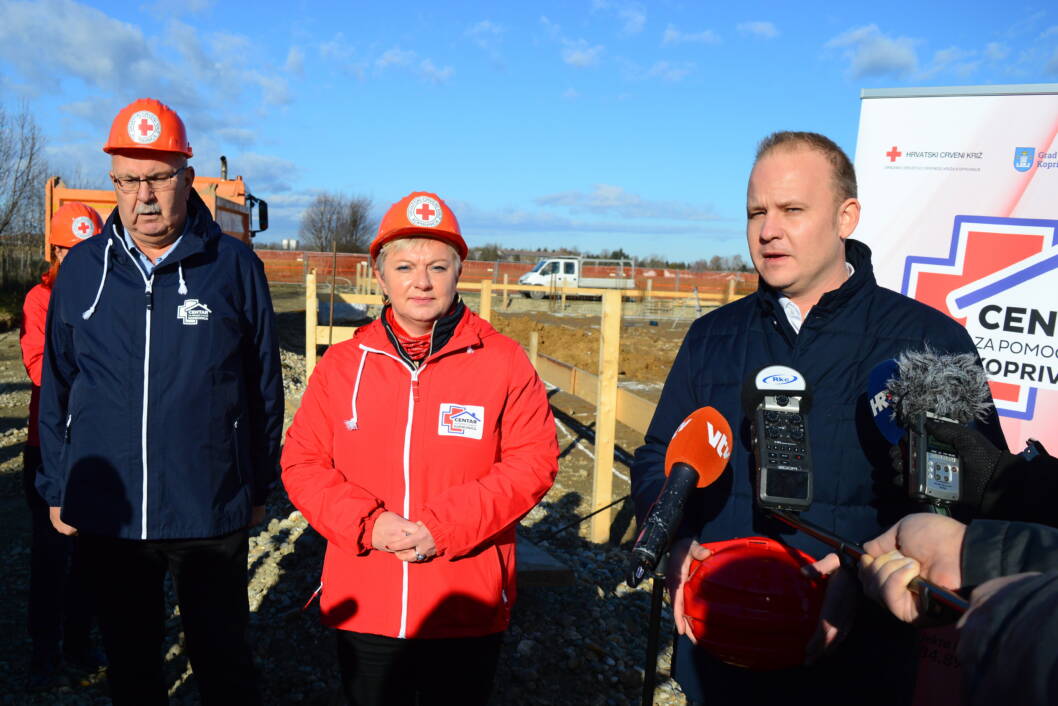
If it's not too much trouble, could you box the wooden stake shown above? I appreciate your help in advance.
[591,290,621,543]
[480,279,492,322]
[305,269,318,377]
[503,274,510,308]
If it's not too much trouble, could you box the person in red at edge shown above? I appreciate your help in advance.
[282,191,559,706]
[20,202,106,688]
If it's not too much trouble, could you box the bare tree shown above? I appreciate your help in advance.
[0,104,48,241]
[299,193,375,253]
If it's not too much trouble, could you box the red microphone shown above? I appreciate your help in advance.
[628,407,732,587]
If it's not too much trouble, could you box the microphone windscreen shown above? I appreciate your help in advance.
[867,359,905,444]
[887,348,993,426]
[665,407,733,489]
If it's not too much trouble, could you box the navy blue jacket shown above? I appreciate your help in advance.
[37,190,283,540]
[631,239,1006,703]
[631,239,1006,553]
[959,519,1058,706]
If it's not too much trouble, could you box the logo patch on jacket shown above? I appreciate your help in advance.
[177,299,211,326]
[438,404,484,439]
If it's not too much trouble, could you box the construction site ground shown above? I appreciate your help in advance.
[0,282,706,705]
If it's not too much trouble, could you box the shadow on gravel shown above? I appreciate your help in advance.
[490,491,680,706]
[249,492,341,705]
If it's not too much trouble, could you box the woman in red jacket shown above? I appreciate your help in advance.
[282,192,559,705]
[20,202,105,686]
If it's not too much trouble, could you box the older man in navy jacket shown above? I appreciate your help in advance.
[37,98,282,705]
[631,131,1006,705]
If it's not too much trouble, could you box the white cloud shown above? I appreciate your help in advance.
[230,152,299,194]
[376,47,416,69]
[419,59,454,83]
[562,87,580,100]
[825,25,918,78]
[984,42,1010,61]
[318,34,366,79]
[535,184,722,222]
[539,16,562,39]
[285,46,304,75]
[562,40,604,67]
[927,46,980,78]
[0,0,294,158]
[466,20,505,68]
[736,21,778,39]
[617,5,646,35]
[213,127,256,147]
[1048,47,1058,74]
[591,0,646,36]
[662,24,721,46]
[1043,26,1058,39]
[466,19,503,46]
[644,61,693,82]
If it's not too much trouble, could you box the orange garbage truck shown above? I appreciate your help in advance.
[42,156,268,260]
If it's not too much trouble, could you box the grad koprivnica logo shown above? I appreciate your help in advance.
[902,215,1058,419]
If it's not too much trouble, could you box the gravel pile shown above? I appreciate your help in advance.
[0,343,688,705]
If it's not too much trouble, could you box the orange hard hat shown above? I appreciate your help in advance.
[103,98,193,157]
[50,202,104,248]
[682,537,827,671]
[371,191,467,261]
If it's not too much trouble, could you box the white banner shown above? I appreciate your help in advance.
[855,86,1058,451]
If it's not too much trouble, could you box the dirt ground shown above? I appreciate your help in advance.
[0,283,698,704]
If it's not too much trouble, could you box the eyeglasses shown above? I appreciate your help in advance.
[110,166,188,193]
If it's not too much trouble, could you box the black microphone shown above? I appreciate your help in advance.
[883,349,994,507]
[742,365,814,512]
[627,407,733,588]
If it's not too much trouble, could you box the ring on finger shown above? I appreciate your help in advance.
[415,552,427,562]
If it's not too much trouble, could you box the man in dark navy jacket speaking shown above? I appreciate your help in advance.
[37,98,282,705]
[631,131,1005,705]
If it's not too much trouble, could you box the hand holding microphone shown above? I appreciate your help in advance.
[627,406,732,588]
[858,513,967,624]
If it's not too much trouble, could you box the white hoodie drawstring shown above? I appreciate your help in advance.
[344,350,369,430]
[82,238,114,320]
[177,262,188,295]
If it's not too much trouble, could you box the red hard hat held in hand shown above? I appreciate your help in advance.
[49,202,104,248]
[683,537,827,670]
[371,191,467,261]
[103,98,193,157]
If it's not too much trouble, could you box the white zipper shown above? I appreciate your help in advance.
[358,344,429,639]
[126,244,156,541]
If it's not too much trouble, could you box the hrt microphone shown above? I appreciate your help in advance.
[627,407,732,588]
[882,349,993,506]
[867,358,904,445]
[742,365,814,512]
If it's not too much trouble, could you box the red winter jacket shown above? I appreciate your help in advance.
[281,307,558,638]
[20,281,51,447]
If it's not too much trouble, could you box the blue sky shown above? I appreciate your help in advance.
[1,0,1056,262]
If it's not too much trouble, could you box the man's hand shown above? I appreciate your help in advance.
[386,521,438,562]
[666,537,711,644]
[250,505,266,527]
[804,554,857,663]
[371,511,421,553]
[859,513,966,623]
[49,507,77,536]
